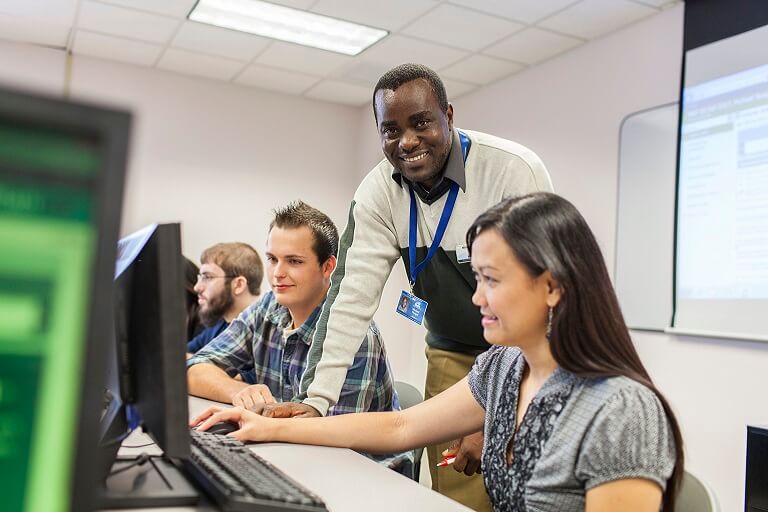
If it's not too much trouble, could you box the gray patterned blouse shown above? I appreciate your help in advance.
[468,346,676,512]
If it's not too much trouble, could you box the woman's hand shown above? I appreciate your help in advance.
[190,405,275,443]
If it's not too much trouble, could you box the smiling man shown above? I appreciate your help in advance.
[186,243,263,360]
[186,201,411,473]
[283,63,553,511]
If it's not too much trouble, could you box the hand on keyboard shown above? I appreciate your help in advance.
[190,405,270,443]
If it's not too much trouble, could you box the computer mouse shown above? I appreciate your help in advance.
[206,421,240,436]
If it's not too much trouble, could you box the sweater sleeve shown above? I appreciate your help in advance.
[299,184,402,415]
[502,147,553,198]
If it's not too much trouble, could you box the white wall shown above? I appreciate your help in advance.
[0,40,65,94]
[68,56,363,262]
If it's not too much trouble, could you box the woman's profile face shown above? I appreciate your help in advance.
[470,229,553,348]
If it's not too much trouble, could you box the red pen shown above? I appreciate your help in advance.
[436,455,456,467]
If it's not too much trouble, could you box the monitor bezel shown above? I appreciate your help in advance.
[0,86,129,512]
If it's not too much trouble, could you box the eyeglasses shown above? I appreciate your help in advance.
[196,273,236,283]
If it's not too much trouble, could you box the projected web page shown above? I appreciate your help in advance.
[678,63,768,299]
[675,22,768,340]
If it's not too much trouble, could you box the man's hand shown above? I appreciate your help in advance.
[231,384,276,413]
[260,402,320,418]
[443,431,484,476]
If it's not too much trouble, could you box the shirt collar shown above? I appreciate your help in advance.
[264,295,324,346]
[390,128,467,194]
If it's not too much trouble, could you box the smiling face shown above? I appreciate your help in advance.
[265,225,334,313]
[374,78,454,189]
[470,229,560,348]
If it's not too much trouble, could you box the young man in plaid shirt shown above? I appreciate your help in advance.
[187,201,411,472]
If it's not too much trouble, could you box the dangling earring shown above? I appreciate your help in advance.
[545,306,553,341]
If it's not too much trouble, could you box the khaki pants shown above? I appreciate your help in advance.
[425,346,492,512]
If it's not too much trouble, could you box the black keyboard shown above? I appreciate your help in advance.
[187,429,328,512]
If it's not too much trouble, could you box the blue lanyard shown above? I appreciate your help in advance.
[408,130,471,289]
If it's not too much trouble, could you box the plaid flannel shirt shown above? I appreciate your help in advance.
[187,291,412,471]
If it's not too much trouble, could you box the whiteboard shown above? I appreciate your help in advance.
[614,103,678,331]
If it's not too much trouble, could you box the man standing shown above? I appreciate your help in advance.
[186,201,410,473]
[275,64,553,510]
[186,242,263,359]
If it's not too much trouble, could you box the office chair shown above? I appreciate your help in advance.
[394,381,424,482]
[677,470,720,512]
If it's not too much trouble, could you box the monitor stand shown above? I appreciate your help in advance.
[99,455,198,509]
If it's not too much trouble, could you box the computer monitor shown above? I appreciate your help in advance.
[98,222,198,508]
[0,87,128,511]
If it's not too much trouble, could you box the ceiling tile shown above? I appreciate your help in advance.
[72,30,163,66]
[332,61,391,88]
[441,55,524,85]
[400,4,524,51]
[539,0,658,39]
[442,78,477,99]
[77,1,180,44]
[360,35,469,72]
[172,21,270,61]
[310,0,437,31]
[255,42,352,76]
[156,48,246,80]
[94,0,197,18]
[456,0,578,24]
[304,79,371,106]
[235,64,321,95]
[484,27,582,65]
[0,14,70,48]
[0,0,77,22]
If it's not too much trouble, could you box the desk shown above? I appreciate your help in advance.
[110,396,472,512]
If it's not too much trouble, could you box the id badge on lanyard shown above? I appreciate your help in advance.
[396,131,470,325]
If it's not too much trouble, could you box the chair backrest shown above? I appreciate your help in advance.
[395,381,423,410]
[677,470,719,512]
[394,381,424,482]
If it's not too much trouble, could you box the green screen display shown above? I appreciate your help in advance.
[0,132,99,511]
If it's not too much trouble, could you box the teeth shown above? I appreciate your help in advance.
[403,152,427,162]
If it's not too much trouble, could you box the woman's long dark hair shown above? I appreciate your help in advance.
[184,257,202,340]
[467,192,683,511]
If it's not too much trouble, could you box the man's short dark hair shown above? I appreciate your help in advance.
[201,242,263,295]
[269,201,339,264]
[372,63,449,121]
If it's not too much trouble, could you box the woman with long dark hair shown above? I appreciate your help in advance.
[192,192,683,511]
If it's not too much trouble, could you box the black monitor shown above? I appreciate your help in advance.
[98,222,198,508]
[747,425,768,512]
[0,86,128,512]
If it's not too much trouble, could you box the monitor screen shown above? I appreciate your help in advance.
[102,223,190,461]
[97,223,198,508]
[0,87,128,512]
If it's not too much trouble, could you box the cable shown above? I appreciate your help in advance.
[107,453,150,477]
[120,442,156,449]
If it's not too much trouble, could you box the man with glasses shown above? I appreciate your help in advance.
[186,243,263,369]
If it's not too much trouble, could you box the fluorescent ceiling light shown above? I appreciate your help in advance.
[189,0,388,56]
